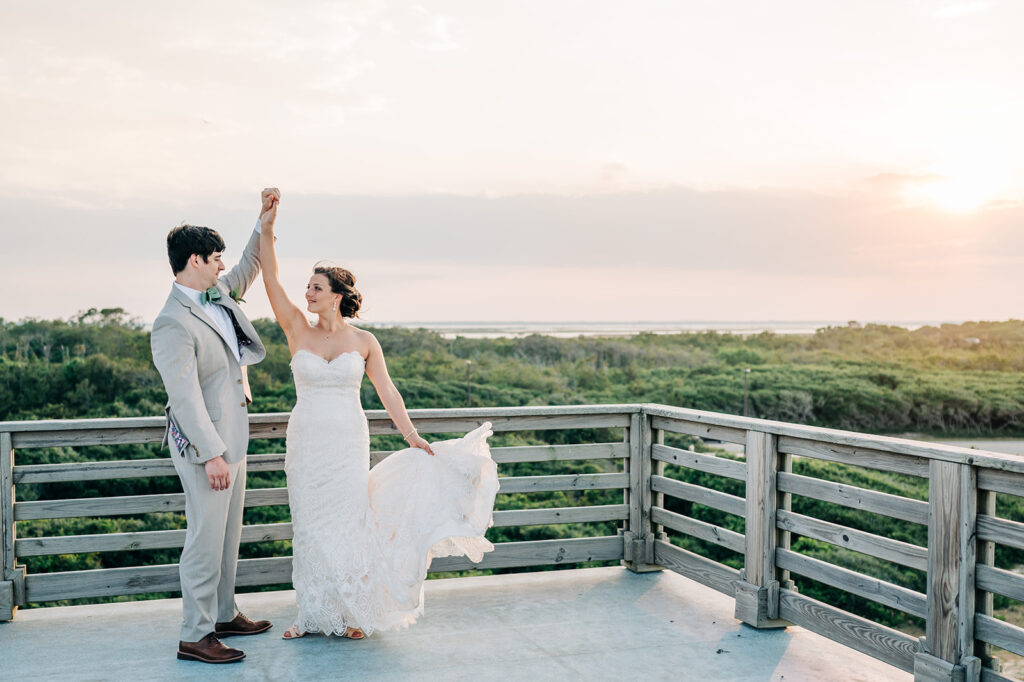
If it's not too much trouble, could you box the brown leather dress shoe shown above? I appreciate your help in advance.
[177,633,245,664]
[215,612,273,637]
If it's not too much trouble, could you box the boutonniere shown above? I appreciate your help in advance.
[229,286,246,304]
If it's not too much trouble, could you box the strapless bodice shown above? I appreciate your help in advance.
[290,349,365,401]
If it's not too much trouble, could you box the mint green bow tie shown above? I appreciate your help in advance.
[200,287,222,305]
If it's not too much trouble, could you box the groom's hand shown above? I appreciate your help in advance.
[205,455,231,491]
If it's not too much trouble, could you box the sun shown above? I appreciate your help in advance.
[903,175,997,213]
[901,154,1006,213]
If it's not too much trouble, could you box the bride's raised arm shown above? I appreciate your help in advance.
[259,194,306,339]
[364,333,435,455]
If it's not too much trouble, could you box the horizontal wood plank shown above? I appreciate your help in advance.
[976,614,1024,657]
[497,473,627,494]
[652,506,745,553]
[976,564,1024,603]
[15,523,294,557]
[641,404,1024,474]
[777,472,929,525]
[778,588,917,672]
[978,469,1024,496]
[14,488,290,521]
[976,514,1024,552]
[650,416,747,445]
[428,536,623,572]
[651,444,746,480]
[652,539,740,596]
[650,475,745,517]
[23,536,624,601]
[775,509,927,571]
[15,443,627,484]
[777,436,929,478]
[776,548,926,618]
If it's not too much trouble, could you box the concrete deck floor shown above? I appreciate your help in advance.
[0,566,910,681]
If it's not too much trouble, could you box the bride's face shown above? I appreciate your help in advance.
[305,274,338,313]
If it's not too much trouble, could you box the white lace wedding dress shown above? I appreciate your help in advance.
[284,349,499,636]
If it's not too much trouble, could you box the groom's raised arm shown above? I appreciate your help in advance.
[220,188,279,298]
[151,317,228,464]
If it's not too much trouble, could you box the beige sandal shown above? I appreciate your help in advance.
[282,625,306,639]
[343,627,365,640]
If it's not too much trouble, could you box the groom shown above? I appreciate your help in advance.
[151,188,279,664]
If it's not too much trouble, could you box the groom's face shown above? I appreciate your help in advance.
[194,251,225,288]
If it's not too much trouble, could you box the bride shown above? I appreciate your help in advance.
[258,193,499,640]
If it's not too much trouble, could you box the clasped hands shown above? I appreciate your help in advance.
[260,187,280,229]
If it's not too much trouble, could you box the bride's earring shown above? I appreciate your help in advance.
[332,300,337,312]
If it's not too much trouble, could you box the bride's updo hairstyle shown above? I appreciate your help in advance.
[314,262,362,319]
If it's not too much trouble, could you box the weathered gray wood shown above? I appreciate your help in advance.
[489,442,629,464]
[651,443,746,480]
[627,414,642,543]
[428,536,623,572]
[980,666,1017,682]
[976,564,1024,603]
[11,426,167,448]
[0,405,639,435]
[775,509,928,571]
[15,472,626,521]
[14,488,291,521]
[649,416,747,445]
[651,506,745,553]
[744,431,778,587]
[926,460,975,664]
[15,504,628,558]
[497,473,628,494]
[24,535,624,602]
[976,614,1024,657]
[775,548,927,618]
[977,469,1024,496]
[913,652,960,681]
[778,588,917,673]
[1,432,14,585]
[652,539,740,596]
[975,514,1024,551]
[0,579,13,621]
[777,435,930,478]
[492,505,629,528]
[650,475,746,517]
[976,490,998,667]
[14,522,295,557]
[777,471,929,525]
[25,556,292,601]
[652,429,665,540]
[369,413,631,436]
[15,443,628,484]
[641,404,1024,474]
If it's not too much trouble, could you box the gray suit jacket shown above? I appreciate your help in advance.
[151,229,267,465]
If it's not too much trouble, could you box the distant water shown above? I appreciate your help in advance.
[373,320,952,340]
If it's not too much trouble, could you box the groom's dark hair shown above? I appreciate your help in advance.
[166,225,227,274]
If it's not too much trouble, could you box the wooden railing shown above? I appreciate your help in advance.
[2,403,1023,682]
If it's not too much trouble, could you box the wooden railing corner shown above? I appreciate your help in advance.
[914,460,982,682]
[1,430,20,621]
[733,429,790,629]
[623,409,661,573]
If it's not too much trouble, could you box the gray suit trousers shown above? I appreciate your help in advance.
[172,440,247,642]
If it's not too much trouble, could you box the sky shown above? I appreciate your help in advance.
[2,0,1022,324]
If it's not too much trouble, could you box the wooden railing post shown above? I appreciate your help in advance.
[914,461,981,682]
[974,488,1000,673]
[734,430,789,628]
[623,410,660,573]
[1,431,24,621]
